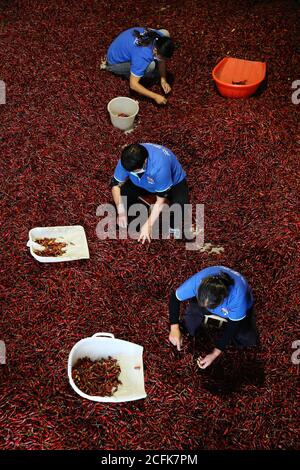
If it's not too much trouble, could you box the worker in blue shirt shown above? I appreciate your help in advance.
[168,266,258,369]
[111,143,190,243]
[105,27,174,105]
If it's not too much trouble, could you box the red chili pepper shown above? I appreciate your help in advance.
[72,357,122,396]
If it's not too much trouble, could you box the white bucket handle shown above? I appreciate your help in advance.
[92,332,115,339]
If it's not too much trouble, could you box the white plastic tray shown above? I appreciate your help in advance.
[27,225,90,263]
[68,333,147,403]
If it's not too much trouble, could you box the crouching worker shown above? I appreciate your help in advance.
[105,27,174,105]
[168,266,259,369]
[111,143,190,243]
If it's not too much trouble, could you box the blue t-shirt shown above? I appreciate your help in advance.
[107,27,162,77]
[176,266,253,321]
[113,143,186,194]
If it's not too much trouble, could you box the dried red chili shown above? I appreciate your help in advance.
[72,357,122,396]
[34,238,67,257]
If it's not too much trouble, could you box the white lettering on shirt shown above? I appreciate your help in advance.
[146,143,171,156]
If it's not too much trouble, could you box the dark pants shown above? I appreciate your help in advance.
[182,300,258,348]
[120,178,190,230]
[106,60,159,80]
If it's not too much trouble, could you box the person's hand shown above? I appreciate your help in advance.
[169,325,182,351]
[197,353,216,369]
[161,78,171,94]
[117,212,127,228]
[154,94,167,105]
[138,222,151,244]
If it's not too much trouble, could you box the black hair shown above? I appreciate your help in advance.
[121,144,148,172]
[133,28,174,59]
[197,272,234,309]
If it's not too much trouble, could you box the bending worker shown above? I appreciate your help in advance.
[111,143,190,243]
[168,266,259,369]
[105,27,174,105]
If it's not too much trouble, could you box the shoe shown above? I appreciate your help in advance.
[100,56,107,70]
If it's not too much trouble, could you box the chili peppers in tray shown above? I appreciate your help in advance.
[72,357,122,396]
[34,238,68,257]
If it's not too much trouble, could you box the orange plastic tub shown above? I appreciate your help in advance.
[212,57,266,98]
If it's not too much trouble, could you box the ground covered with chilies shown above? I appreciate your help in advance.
[0,0,299,450]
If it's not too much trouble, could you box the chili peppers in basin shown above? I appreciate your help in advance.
[72,357,122,396]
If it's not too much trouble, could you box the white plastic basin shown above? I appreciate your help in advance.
[68,333,147,403]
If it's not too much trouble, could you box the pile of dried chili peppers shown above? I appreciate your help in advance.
[34,238,67,257]
[72,357,122,396]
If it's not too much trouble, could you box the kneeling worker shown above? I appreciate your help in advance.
[168,266,259,368]
[111,143,190,243]
[105,27,174,105]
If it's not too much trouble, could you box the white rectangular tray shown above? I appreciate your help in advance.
[27,225,90,263]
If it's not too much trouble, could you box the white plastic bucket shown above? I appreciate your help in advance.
[68,333,147,403]
[107,97,139,131]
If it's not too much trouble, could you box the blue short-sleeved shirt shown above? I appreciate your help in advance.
[107,27,162,77]
[176,266,253,321]
[113,143,186,194]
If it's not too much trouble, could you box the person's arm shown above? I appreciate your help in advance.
[168,273,200,351]
[148,196,166,225]
[197,348,222,369]
[111,180,127,228]
[138,196,166,243]
[197,320,241,369]
[129,74,167,105]
[111,184,123,209]
[158,60,171,94]
[168,291,182,351]
[169,290,181,324]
